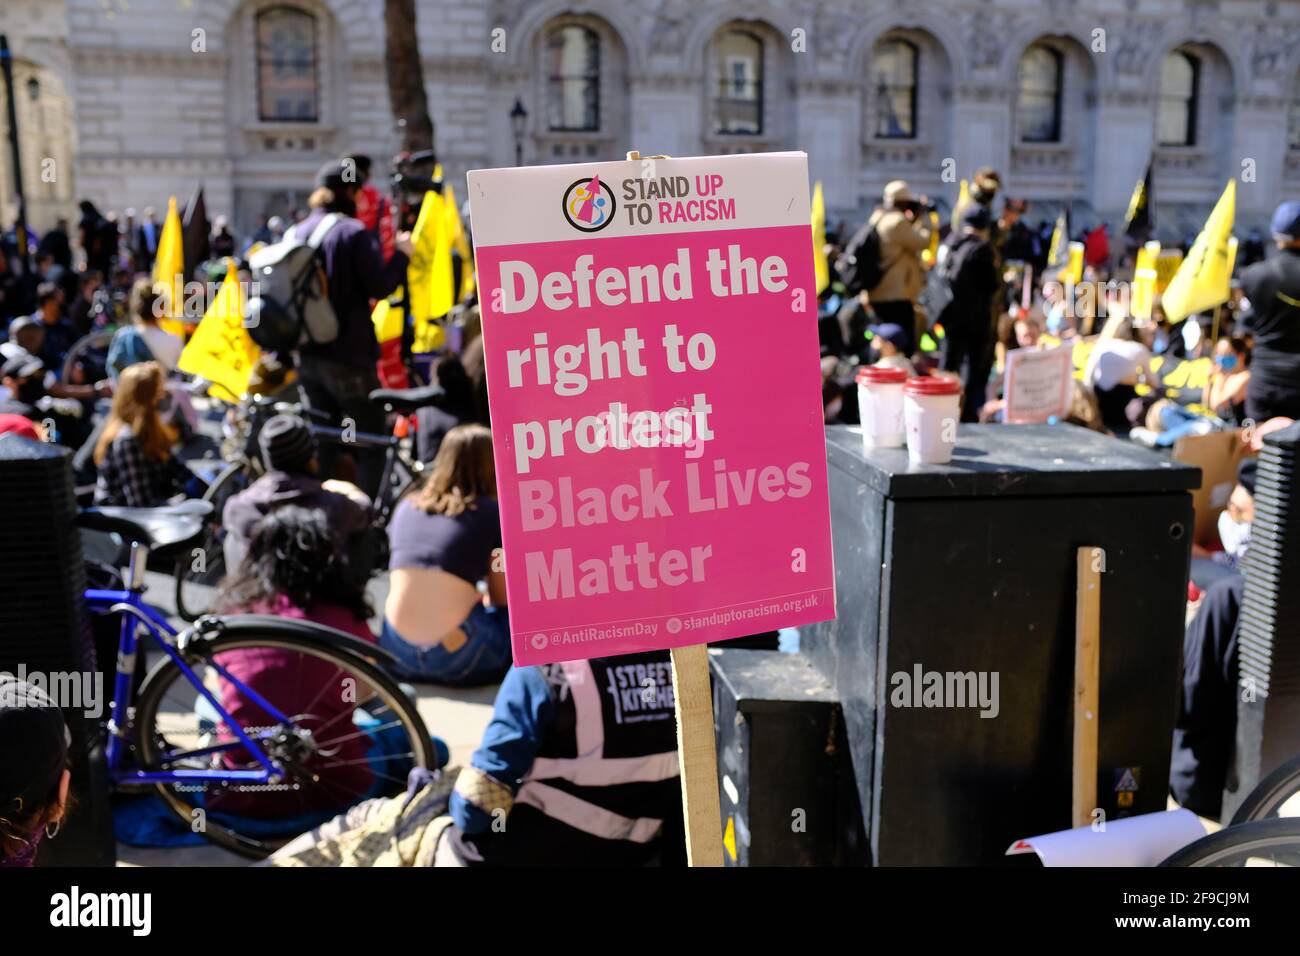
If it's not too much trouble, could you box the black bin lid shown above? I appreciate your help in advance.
[827,423,1202,499]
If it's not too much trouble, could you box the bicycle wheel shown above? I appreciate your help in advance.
[1229,753,1300,824]
[1160,817,1300,866]
[133,621,435,858]
[173,460,249,621]
[61,328,115,385]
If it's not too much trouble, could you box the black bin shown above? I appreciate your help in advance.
[0,434,115,866]
[802,423,1198,865]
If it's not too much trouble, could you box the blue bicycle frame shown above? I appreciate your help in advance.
[86,540,292,788]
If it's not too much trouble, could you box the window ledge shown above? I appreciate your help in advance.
[243,121,333,134]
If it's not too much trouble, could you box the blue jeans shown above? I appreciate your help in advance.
[379,604,512,686]
[1154,404,1214,447]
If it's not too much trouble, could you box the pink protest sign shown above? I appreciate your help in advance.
[467,151,834,665]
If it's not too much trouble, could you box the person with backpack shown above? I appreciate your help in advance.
[272,159,412,499]
[934,204,1003,422]
[837,180,932,357]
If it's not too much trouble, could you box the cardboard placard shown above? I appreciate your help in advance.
[1003,344,1073,424]
[467,152,835,666]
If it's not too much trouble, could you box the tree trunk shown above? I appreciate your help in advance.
[383,0,435,154]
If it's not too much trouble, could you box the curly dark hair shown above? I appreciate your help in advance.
[216,505,373,621]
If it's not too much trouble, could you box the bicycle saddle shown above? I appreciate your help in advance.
[368,384,446,413]
[77,499,214,558]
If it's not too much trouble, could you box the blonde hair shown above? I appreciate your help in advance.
[94,361,177,465]
[415,424,496,516]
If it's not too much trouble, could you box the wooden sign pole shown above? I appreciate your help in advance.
[1072,546,1102,829]
[670,643,724,866]
[624,148,723,866]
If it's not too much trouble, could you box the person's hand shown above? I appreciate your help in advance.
[94,379,113,398]
[1247,416,1295,450]
[394,231,414,257]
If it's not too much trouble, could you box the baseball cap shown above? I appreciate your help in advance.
[883,180,915,206]
[1269,201,1300,242]
[1,353,44,381]
[871,322,909,352]
[962,204,992,230]
[315,158,356,192]
[7,316,39,341]
[0,675,71,816]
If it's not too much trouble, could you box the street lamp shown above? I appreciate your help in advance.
[510,97,527,166]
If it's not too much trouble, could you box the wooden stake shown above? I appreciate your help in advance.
[1073,546,1102,829]
[670,643,724,866]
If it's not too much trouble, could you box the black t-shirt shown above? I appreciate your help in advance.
[386,496,501,585]
[1241,249,1300,382]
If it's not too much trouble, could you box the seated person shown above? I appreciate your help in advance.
[267,650,684,868]
[1132,336,1251,448]
[867,322,915,375]
[1189,459,1255,591]
[106,278,183,378]
[1083,320,1155,435]
[1170,574,1245,820]
[0,676,73,868]
[381,423,508,686]
[92,360,197,506]
[211,505,396,818]
[415,353,477,464]
[222,413,372,574]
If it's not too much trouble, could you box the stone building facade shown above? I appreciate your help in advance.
[2,0,1299,240]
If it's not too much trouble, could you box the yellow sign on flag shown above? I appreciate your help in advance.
[152,196,187,339]
[178,260,259,402]
[811,181,829,294]
[1162,180,1236,323]
[444,182,475,300]
[1154,250,1183,293]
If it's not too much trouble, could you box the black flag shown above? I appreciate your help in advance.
[1125,161,1154,240]
[182,184,210,281]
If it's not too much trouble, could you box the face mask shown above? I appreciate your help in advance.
[1215,354,1238,372]
[1218,510,1251,558]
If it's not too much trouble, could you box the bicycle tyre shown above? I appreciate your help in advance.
[1159,817,1300,866]
[173,459,248,621]
[61,328,115,385]
[132,624,435,859]
[1229,752,1300,824]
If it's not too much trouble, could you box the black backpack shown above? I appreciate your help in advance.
[835,220,886,295]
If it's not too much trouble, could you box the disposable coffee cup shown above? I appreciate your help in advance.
[856,365,908,449]
[903,375,962,465]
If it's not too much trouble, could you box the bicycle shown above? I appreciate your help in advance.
[173,383,443,621]
[80,501,437,858]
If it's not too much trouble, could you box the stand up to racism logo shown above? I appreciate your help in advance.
[562,174,616,232]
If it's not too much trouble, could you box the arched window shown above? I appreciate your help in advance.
[545,25,600,132]
[256,6,318,122]
[1158,52,1199,146]
[872,39,918,139]
[714,30,764,135]
[1016,45,1063,142]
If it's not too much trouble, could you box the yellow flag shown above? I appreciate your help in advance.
[178,260,258,402]
[444,182,475,300]
[951,179,969,231]
[810,181,829,294]
[1131,240,1160,321]
[371,294,404,345]
[152,196,187,338]
[1162,180,1236,322]
[406,190,442,326]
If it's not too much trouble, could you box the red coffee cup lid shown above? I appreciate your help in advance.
[904,375,962,396]
[856,365,908,384]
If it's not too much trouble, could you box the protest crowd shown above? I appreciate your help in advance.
[1,139,1298,869]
